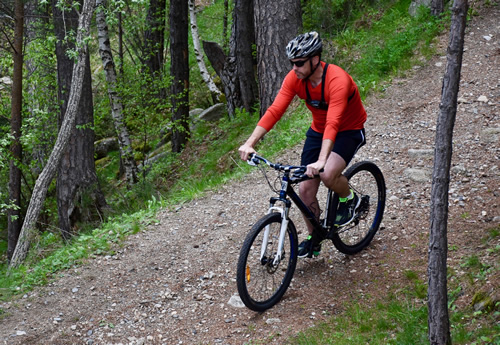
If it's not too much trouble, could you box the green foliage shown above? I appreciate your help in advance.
[119,65,172,165]
[302,0,389,35]
[403,269,427,299]
[161,108,260,202]
[328,0,444,98]
[188,0,232,108]
[291,297,428,345]
[0,208,158,298]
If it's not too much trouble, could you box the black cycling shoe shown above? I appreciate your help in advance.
[334,192,361,227]
[297,235,321,258]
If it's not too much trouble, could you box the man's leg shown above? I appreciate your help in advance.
[320,152,348,197]
[297,178,323,257]
[299,152,348,234]
[322,152,361,227]
[299,178,321,235]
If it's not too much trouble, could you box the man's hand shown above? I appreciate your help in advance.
[238,126,268,161]
[306,160,326,177]
[238,143,256,161]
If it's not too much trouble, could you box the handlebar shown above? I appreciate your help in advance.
[247,153,321,182]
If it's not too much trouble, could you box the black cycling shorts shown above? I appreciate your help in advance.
[301,127,366,166]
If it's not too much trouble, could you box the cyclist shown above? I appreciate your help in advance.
[238,31,367,258]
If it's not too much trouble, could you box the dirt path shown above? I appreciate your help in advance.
[1,3,499,345]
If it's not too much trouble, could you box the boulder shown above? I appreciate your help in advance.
[404,168,432,182]
[197,103,226,122]
[94,137,119,159]
[409,0,431,16]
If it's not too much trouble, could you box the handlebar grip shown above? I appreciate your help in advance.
[247,153,259,166]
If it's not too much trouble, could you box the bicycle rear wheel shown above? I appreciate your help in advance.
[330,161,386,255]
[236,212,298,311]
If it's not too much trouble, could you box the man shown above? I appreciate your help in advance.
[239,32,367,258]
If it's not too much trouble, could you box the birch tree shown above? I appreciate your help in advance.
[96,0,138,185]
[9,0,96,268]
[428,1,468,344]
[189,0,222,103]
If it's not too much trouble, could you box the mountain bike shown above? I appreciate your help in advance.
[236,153,386,311]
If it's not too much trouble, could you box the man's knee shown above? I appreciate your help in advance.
[321,168,342,185]
[299,182,317,200]
[299,184,311,198]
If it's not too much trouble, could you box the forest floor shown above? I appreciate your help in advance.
[1,2,499,345]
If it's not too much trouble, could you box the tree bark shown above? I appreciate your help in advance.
[96,0,138,185]
[428,1,467,344]
[254,0,302,117]
[203,0,257,117]
[222,0,229,52]
[431,0,445,16]
[189,0,222,104]
[169,0,190,153]
[203,40,239,118]
[234,0,258,112]
[142,0,166,76]
[9,0,96,269]
[7,0,24,262]
[53,0,107,240]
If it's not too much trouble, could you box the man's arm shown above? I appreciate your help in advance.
[238,126,268,161]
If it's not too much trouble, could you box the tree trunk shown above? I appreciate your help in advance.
[96,0,138,185]
[7,0,24,262]
[189,0,222,104]
[169,0,190,153]
[428,1,467,344]
[254,0,302,117]
[203,0,257,117]
[203,40,239,117]
[431,0,445,16]
[53,0,107,240]
[142,0,166,76]
[234,0,258,112]
[222,0,229,52]
[9,0,96,269]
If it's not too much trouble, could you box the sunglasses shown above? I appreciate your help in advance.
[290,58,310,67]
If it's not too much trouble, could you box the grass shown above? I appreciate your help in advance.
[0,206,158,301]
[291,298,429,345]
[289,225,500,344]
[329,0,445,98]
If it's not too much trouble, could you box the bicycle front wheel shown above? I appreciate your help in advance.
[330,161,386,255]
[236,212,298,311]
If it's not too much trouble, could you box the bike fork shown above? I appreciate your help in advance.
[261,203,290,266]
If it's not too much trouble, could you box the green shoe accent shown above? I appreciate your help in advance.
[297,235,321,258]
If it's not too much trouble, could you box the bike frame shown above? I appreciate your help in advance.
[262,172,335,264]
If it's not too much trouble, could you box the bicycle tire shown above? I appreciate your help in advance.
[236,212,298,311]
[330,161,386,255]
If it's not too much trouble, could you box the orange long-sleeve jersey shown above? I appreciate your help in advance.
[257,61,367,142]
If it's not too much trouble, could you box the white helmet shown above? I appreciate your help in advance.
[285,31,323,60]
